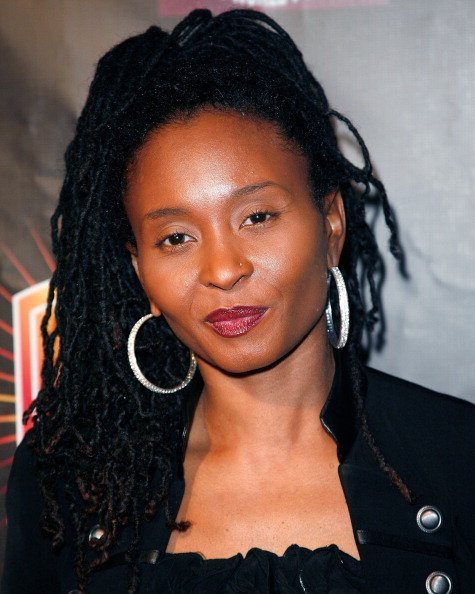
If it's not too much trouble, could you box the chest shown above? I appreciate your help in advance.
[166,450,360,560]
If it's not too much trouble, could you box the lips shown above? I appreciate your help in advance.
[205,306,269,337]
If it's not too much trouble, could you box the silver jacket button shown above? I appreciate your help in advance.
[88,524,107,546]
[426,572,452,594]
[417,505,442,533]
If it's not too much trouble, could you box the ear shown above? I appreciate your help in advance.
[126,241,140,278]
[125,242,162,317]
[323,190,346,268]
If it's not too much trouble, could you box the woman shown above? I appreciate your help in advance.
[2,8,474,594]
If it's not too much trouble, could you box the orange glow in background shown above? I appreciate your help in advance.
[12,280,50,443]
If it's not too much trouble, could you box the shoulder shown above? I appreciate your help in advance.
[365,366,475,423]
[5,430,42,513]
[364,367,475,475]
[362,368,475,560]
[2,431,62,593]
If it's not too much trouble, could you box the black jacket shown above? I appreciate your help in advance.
[2,365,475,594]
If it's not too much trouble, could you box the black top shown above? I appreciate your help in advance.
[154,544,364,593]
[2,360,475,594]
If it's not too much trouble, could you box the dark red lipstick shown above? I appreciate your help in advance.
[205,306,268,337]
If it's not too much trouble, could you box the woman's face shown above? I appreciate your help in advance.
[125,109,345,374]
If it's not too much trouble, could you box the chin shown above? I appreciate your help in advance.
[204,347,287,377]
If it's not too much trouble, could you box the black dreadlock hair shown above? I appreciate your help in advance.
[26,9,412,592]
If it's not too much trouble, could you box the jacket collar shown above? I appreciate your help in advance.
[319,350,361,462]
[179,350,361,473]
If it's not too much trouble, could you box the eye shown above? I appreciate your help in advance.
[241,211,277,227]
[157,232,192,248]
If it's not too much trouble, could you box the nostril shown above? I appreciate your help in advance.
[200,252,253,290]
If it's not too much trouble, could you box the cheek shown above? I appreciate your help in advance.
[137,256,195,315]
[265,218,328,293]
[269,223,329,331]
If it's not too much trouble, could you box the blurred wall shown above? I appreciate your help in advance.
[0,0,473,568]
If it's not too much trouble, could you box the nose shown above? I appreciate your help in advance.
[198,239,253,290]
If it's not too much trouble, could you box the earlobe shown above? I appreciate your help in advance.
[150,303,162,317]
[324,190,346,268]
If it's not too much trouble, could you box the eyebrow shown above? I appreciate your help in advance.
[231,180,277,198]
[144,207,188,221]
[143,181,286,221]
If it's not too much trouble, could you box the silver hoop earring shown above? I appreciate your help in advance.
[127,314,197,393]
[325,267,349,349]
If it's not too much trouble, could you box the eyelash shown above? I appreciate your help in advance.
[155,210,279,249]
[156,232,191,249]
[240,210,279,227]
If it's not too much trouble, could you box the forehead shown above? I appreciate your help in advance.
[136,108,303,164]
[125,108,312,220]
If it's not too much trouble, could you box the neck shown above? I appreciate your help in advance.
[193,326,335,462]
